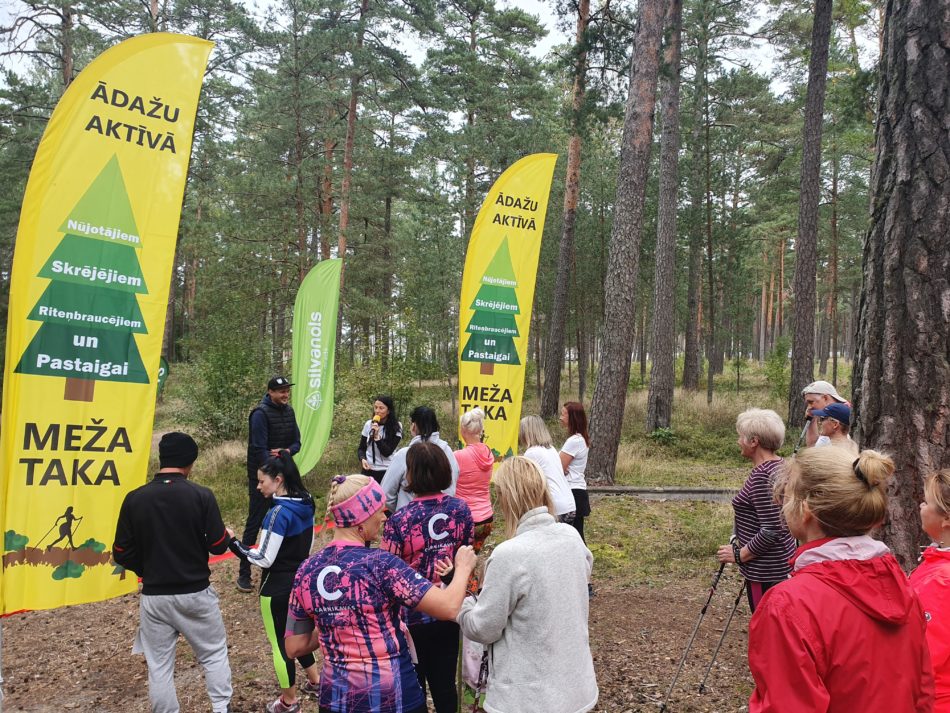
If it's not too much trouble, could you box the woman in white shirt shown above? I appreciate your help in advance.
[559,402,591,542]
[519,415,576,523]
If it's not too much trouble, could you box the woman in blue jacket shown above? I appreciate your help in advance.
[228,451,319,713]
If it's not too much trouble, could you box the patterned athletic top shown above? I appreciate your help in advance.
[732,457,796,583]
[286,541,433,713]
[381,494,474,626]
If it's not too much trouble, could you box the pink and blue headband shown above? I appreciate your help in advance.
[329,476,385,528]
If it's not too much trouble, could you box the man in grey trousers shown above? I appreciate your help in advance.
[113,432,233,713]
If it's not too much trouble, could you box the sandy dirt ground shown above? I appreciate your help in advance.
[1,558,752,712]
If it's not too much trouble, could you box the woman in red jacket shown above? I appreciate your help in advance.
[911,468,950,712]
[748,447,934,713]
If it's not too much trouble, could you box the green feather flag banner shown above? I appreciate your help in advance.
[292,258,342,474]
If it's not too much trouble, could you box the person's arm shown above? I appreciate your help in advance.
[284,577,321,657]
[381,451,406,512]
[414,546,476,620]
[379,517,402,557]
[249,409,270,468]
[748,590,829,712]
[204,492,230,555]
[442,442,459,497]
[457,549,523,646]
[743,467,789,561]
[804,411,820,447]
[375,421,402,458]
[559,451,574,474]
[228,509,284,568]
[285,629,321,659]
[111,496,142,574]
[357,434,369,463]
[287,417,301,456]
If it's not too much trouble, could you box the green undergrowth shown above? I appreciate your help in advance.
[585,496,733,587]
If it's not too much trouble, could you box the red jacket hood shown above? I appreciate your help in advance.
[795,551,916,625]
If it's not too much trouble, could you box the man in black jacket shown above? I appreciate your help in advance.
[239,376,301,592]
[113,432,232,713]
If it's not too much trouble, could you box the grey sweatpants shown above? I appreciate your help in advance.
[133,586,232,713]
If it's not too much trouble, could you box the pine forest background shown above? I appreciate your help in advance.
[0,0,881,438]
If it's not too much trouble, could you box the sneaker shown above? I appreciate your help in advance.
[300,680,319,697]
[236,575,254,593]
[265,696,300,713]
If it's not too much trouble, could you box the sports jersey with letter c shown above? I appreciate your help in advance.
[286,541,433,713]
[380,494,474,626]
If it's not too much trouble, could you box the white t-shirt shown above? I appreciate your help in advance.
[524,445,576,516]
[560,434,589,490]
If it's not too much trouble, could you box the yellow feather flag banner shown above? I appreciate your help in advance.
[0,34,212,613]
[458,153,558,461]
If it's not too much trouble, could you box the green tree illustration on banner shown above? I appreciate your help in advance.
[16,155,149,402]
[461,237,521,375]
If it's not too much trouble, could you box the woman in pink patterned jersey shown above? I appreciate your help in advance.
[284,475,475,713]
[382,442,474,713]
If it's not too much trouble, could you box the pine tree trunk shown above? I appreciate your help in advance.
[541,0,590,419]
[853,0,950,572]
[646,0,682,431]
[586,0,666,484]
[337,0,370,286]
[681,18,707,392]
[787,0,833,428]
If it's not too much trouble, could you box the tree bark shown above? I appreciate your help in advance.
[681,12,708,392]
[541,0,590,419]
[787,0,833,428]
[646,0,682,431]
[337,0,370,285]
[853,0,950,572]
[586,0,666,483]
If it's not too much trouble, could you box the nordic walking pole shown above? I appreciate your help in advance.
[698,578,746,694]
[792,416,811,454]
[659,562,727,712]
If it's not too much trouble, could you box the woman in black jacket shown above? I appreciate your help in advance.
[357,394,403,483]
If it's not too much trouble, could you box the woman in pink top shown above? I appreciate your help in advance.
[453,408,494,556]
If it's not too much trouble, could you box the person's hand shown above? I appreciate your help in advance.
[269,448,281,457]
[716,545,736,564]
[454,546,476,574]
[361,458,371,471]
[434,557,454,579]
[226,527,236,539]
[370,421,380,439]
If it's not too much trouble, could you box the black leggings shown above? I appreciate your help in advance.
[261,591,315,688]
[410,620,460,713]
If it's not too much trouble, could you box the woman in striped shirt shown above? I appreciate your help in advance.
[716,408,796,612]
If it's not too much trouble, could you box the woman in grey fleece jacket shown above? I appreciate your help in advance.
[456,456,598,713]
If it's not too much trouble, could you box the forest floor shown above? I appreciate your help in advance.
[0,564,752,712]
[1,494,752,712]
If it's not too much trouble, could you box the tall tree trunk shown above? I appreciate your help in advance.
[541,0,590,419]
[586,0,666,484]
[787,0,833,428]
[646,0,682,431]
[337,0,370,284]
[704,88,715,403]
[681,14,708,391]
[829,125,840,385]
[853,0,950,571]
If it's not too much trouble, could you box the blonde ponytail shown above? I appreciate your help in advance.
[782,447,893,537]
